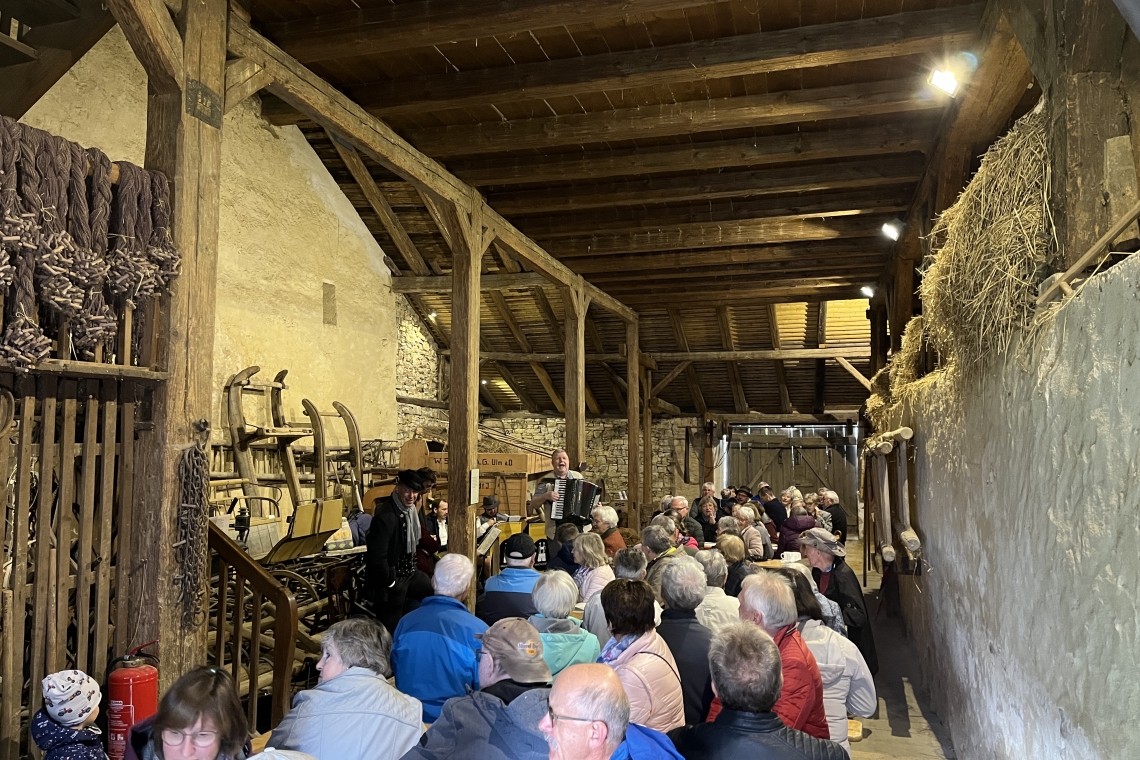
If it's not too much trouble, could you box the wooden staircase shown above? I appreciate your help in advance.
[0,0,114,118]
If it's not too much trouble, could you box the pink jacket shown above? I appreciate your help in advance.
[577,565,615,603]
[608,630,685,733]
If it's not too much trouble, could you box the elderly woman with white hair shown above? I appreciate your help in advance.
[590,505,626,558]
[656,558,715,724]
[528,570,601,678]
[573,532,615,603]
[269,618,423,759]
[735,505,773,561]
[692,549,740,632]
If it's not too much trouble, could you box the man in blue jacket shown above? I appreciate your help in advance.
[480,533,542,624]
[538,664,684,760]
[392,553,486,722]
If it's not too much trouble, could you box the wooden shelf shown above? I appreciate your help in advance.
[0,359,168,383]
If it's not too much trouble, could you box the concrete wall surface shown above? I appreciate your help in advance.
[892,253,1140,759]
[21,26,398,443]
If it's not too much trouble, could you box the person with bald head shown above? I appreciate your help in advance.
[538,664,684,760]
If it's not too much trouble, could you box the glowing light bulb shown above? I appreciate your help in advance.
[861,286,875,298]
[881,222,901,241]
[930,69,959,96]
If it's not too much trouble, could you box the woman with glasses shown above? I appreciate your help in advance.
[122,666,248,760]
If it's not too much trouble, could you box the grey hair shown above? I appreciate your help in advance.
[505,554,535,568]
[592,505,619,528]
[739,571,797,630]
[323,617,393,677]
[702,482,715,489]
[574,532,608,569]
[789,506,808,517]
[781,487,796,497]
[669,496,689,510]
[694,549,728,588]
[551,448,568,460]
[641,525,674,555]
[717,516,740,536]
[661,558,707,612]
[708,623,783,713]
[560,672,630,750]
[696,496,717,512]
[650,515,676,535]
[737,506,757,524]
[824,490,839,503]
[432,553,474,598]
[532,570,579,619]
[614,547,647,579]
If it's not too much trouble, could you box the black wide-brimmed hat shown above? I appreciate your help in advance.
[396,469,427,491]
[482,494,501,510]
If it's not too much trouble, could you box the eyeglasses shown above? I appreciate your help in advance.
[547,706,597,724]
[160,729,218,748]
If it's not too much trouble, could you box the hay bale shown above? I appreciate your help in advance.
[890,315,926,389]
[920,100,1052,376]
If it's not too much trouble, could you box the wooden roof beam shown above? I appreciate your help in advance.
[487,290,568,414]
[766,305,794,414]
[453,347,869,362]
[620,285,866,308]
[584,260,888,286]
[263,5,981,120]
[567,242,890,274]
[813,302,828,414]
[392,273,549,293]
[717,307,749,414]
[664,309,707,415]
[265,0,702,65]
[406,79,950,158]
[835,356,872,391]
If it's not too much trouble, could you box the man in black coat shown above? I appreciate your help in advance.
[757,485,787,530]
[366,469,433,632]
[670,622,846,760]
[801,528,877,675]
[657,558,716,724]
[821,490,849,544]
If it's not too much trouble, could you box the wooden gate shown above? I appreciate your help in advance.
[0,374,141,760]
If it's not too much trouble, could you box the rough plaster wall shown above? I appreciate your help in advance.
[888,254,1140,760]
[20,27,398,442]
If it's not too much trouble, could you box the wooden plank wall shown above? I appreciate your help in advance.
[0,376,136,759]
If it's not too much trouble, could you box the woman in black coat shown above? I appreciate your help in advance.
[695,496,720,545]
[800,528,879,675]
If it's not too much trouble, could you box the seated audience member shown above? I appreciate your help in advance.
[692,550,740,633]
[598,580,685,733]
[668,497,703,545]
[657,559,715,725]
[709,573,828,740]
[735,506,773,561]
[538,664,684,760]
[716,535,754,598]
[799,528,878,675]
[123,666,249,760]
[546,523,581,575]
[33,670,104,760]
[757,485,787,531]
[694,497,719,545]
[779,488,795,508]
[781,569,875,754]
[591,506,627,558]
[783,563,846,637]
[392,554,487,722]
[820,491,848,544]
[717,489,736,519]
[668,624,847,760]
[529,571,602,677]
[583,548,662,644]
[641,524,681,602]
[803,494,833,534]
[732,486,753,509]
[403,619,552,760]
[573,532,616,603]
[715,516,740,539]
[270,618,422,760]
[481,533,542,624]
[417,499,448,575]
[776,507,817,557]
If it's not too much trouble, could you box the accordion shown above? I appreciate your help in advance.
[550,478,603,520]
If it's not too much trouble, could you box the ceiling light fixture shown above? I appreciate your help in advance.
[481,379,488,385]
[930,69,959,96]
[861,286,875,298]
[881,221,902,241]
[428,312,437,318]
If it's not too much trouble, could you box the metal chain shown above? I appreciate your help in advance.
[174,421,211,630]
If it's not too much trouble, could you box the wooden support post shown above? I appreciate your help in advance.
[867,298,889,377]
[641,367,653,510]
[564,281,589,467]
[767,304,794,413]
[112,0,227,687]
[625,320,640,524]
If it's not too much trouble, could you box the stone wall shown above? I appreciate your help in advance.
[21,26,399,444]
[394,295,446,442]
[884,253,1140,759]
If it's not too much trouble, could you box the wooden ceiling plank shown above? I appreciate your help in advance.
[813,301,828,414]
[459,347,870,362]
[834,356,872,390]
[267,5,981,118]
[266,0,705,64]
[567,241,887,273]
[666,309,708,415]
[392,273,549,292]
[406,78,950,158]
[586,313,627,413]
[488,290,567,413]
[492,360,539,413]
[766,304,794,414]
[716,306,749,414]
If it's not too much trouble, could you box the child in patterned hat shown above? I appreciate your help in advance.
[31,669,106,760]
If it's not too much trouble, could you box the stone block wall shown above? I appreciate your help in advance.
[395,296,446,442]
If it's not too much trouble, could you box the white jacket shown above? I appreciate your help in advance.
[798,619,876,754]
[694,586,740,632]
[268,666,423,760]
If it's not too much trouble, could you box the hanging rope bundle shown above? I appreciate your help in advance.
[148,172,180,288]
[0,122,52,370]
[72,147,117,359]
[174,422,211,630]
[34,131,85,318]
[107,162,159,309]
[0,117,21,289]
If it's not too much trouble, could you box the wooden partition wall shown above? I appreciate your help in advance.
[0,374,141,760]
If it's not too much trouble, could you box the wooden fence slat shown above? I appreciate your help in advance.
[114,382,135,656]
[230,575,244,683]
[248,589,262,729]
[214,561,229,666]
[0,389,32,760]
[29,376,59,722]
[75,382,100,674]
[51,381,79,673]
[93,382,117,679]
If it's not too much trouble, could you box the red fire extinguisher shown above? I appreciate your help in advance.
[107,641,159,760]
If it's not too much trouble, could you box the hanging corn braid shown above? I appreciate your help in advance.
[72,147,116,359]
[35,131,86,319]
[0,121,52,369]
[148,171,179,288]
[0,117,20,289]
[107,162,158,309]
